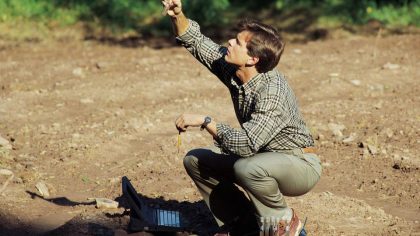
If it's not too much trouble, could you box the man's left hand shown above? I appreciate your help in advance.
[175,114,205,132]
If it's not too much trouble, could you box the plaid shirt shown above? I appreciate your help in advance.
[176,20,314,157]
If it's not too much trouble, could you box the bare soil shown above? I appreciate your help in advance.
[0,33,419,235]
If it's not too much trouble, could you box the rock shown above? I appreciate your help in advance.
[13,177,23,184]
[80,98,94,104]
[329,73,339,77]
[367,145,378,155]
[35,181,50,197]
[328,123,346,138]
[382,62,400,70]
[363,148,370,157]
[350,80,361,86]
[383,128,393,138]
[322,162,331,167]
[72,67,84,77]
[342,133,357,144]
[374,101,383,109]
[94,198,119,209]
[293,49,302,54]
[0,135,12,150]
[0,169,13,176]
[109,177,120,185]
[95,62,107,69]
[323,191,333,196]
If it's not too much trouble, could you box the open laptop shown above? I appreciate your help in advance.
[121,176,192,234]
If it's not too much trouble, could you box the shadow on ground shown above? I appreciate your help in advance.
[0,193,218,236]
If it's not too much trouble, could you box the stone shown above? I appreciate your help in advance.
[0,135,12,150]
[13,177,23,184]
[94,198,119,209]
[322,162,331,167]
[382,62,400,70]
[80,98,94,104]
[293,49,302,54]
[72,67,84,77]
[350,80,361,86]
[343,133,357,144]
[0,169,13,176]
[367,145,378,155]
[374,101,383,109]
[328,123,346,138]
[95,62,108,69]
[35,181,50,197]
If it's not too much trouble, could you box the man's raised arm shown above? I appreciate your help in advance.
[162,0,188,36]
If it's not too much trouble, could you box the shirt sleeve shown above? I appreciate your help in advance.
[215,89,291,157]
[176,19,236,86]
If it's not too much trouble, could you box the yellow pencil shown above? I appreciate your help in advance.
[177,131,181,153]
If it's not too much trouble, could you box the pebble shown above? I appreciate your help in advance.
[35,181,50,197]
[367,145,378,155]
[109,177,120,184]
[293,49,302,54]
[80,98,94,104]
[94,198,119,209]
[322,162,331,167]
[13,177,23,184]
[374,101,383,109]
[382,62,400,70]
[0,169,13,176]
[323,191,334,196]
[350,80,361,86]
[328,123,346,138]
[384,128,394,138]
[342,133,357,144]
[95,62,107,69]
[0,135,12,150]
[72,67,84,77]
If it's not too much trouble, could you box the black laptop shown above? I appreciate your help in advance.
[121,176,192,234]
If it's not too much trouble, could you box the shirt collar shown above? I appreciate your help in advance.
[242,73,263,94]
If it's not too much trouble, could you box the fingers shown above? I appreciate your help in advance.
[162,0,182,16]
[161,1,170,15]
[175,115,187,132]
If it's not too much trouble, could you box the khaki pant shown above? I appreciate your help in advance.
[183,146,322,235]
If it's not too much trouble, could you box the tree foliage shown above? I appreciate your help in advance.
[0,0,419,36]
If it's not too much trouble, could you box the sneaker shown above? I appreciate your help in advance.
[277,209,303,236]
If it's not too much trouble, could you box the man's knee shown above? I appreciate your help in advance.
[183,154,197,173]
[233,158,264,182]
[183,148,206,172]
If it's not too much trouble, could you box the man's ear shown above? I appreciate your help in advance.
[246,56,259,66]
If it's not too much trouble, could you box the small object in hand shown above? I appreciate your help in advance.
[161,0,170,16]
[177,131,182,153]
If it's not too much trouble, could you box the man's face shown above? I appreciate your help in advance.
[225,31,253,66]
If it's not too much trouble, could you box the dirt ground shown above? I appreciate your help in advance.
[0,31,419,236]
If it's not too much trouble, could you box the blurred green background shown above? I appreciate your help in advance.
[0,0,419,41]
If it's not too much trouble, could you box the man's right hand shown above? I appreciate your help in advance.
[162,0,182,17]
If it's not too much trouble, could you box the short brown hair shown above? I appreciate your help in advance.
[237,20,285,73]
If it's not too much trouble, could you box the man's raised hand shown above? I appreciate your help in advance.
[161,0,182,17]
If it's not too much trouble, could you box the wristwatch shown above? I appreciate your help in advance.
[200,116,212,130]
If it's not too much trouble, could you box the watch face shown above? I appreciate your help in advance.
[205,116,211,124]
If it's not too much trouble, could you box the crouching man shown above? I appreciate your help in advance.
[163,0,322,235]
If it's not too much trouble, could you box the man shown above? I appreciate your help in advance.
[163,0,322,235]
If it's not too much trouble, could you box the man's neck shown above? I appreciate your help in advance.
[235,66,259,85]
